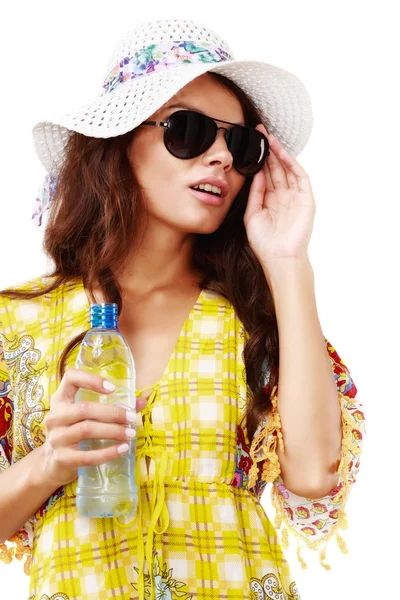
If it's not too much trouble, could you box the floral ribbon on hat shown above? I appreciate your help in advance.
[32,173,58,227]
[102,40,234,94]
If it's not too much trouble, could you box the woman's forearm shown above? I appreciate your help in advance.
[0,445,60,544]
[262,257,342,498]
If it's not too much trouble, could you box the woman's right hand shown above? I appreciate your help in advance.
[40,368,147,488]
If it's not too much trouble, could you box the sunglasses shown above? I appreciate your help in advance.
[141,109,270,176]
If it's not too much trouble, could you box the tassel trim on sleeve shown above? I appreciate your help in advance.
[0,531,32,575]
[247,386,365,571]
[248,384,284,488]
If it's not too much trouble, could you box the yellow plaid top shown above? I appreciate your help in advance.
[0,276,365,600]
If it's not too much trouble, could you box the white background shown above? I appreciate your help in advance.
[0,1,399,598]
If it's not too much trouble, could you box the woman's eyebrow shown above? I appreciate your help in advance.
[163,102,246,126]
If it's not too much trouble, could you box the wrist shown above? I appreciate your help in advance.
[29,444,63,494]
[262,256,314,290]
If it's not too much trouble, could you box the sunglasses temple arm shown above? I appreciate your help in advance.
[141,120,169,127]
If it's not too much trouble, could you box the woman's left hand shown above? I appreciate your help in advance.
[243,124,316,267]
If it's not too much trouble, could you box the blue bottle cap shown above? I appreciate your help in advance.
[90,303,119,329]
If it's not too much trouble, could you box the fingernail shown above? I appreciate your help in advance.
[117,443,129,454]
[126,411,136,422]
[103,380,116,392]
[125,428,136,438]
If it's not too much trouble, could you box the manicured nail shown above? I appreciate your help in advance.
[126,411,136,422]
[125,428,136,438]
[103,380,116,392]
[117,443,129,454]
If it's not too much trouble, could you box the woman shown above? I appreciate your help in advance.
[0,17,365,600]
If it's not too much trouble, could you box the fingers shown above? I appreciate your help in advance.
[257,123,310,191]
[53,367,116,404]
[135,396,148,413]
[257,124,289,188]
[52,440,132,468]
[50,420,136,448]
[263,155,274,190]
[47,367,148,429]
[266,133,291,188]
[41,369,150,486]
[267,130,311,194]
[245,168,267,214]
[45,399,136,429]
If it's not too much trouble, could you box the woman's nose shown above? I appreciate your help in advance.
[204,127,233,167]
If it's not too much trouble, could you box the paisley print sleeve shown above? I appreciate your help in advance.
[248,336,366,570]
[0,338,33,575]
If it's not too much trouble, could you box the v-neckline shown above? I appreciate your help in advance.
[74,278,205,397]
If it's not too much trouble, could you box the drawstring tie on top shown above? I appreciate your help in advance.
[113,384,169,600]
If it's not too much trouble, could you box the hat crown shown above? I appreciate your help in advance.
[102,18,234,81]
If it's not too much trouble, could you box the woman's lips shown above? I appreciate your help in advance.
[189,187,225,206]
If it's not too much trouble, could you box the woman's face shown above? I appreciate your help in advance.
[127,73,247,234]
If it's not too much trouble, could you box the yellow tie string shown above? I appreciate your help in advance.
[113,385,170,600]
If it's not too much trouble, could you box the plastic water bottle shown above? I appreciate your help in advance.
[74,302,138,522]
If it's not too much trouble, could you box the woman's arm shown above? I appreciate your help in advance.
[262,257,343,497]
[0,445,60,544]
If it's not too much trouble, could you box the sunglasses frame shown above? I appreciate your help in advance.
[141,109,270,176]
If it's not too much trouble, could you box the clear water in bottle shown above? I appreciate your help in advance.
[74,302,138,522]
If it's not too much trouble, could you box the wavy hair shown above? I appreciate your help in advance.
[1,72,279,444]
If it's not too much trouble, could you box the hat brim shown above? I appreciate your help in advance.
[32,59,313,175]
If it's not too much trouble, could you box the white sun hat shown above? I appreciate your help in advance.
[31,17,313,225]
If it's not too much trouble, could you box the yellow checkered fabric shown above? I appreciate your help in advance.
[0,276,305,599]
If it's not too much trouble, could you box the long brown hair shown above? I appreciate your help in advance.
[1,72,279,445]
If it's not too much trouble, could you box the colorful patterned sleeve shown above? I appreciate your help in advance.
[0,338,34,575]
[247,337,366,570]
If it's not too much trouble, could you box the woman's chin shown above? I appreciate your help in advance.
[185,214,225,235]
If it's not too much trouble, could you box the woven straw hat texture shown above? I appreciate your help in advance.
[32,18,313,175]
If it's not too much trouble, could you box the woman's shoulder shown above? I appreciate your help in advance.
[0,274,83,299]
[0,273,56,296]
[0,274,84,329]
[200,287,234,313]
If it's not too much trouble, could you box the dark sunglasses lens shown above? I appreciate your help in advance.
[165,111,216,159]
[228,127,269,175]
